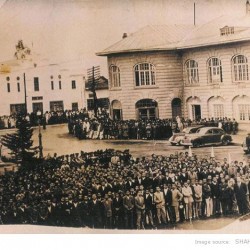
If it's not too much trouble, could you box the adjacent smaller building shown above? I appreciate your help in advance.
[0,60,85,115]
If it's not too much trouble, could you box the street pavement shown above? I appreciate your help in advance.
[0,124,249,162]
[31,124,250,162]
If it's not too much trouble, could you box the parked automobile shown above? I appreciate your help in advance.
[242,133,250,154]
[180,127,232,148]
[169,125,204,146]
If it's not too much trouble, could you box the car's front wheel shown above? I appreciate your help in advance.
[222,138,230,146]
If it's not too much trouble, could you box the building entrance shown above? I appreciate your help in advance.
[136,99,158,120]
[192,105,201,120]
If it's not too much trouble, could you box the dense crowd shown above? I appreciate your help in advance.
[0,149,249,229]
[0,108,238,138]
[69,114,239,140]
[0,111,67,129]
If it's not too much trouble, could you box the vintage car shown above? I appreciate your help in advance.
[180,127,232,148]
[168,125,204,146]
[242,134,250,154]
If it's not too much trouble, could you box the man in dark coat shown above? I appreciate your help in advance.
[89,194,103,228]
[234,177,249,215]
[112,193,123,229]
[144,189,155,228]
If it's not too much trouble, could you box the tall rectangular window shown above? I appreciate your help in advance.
[208,58,223,83]
[34,77,39,91]
[72,80,76,89]
[213,104,224,118]
[233,55,249,82]
[239,104,250,121]
[51,81,54,90]
[134,63,155,86]
[59,81,62,90]
[186,60,199,85]
[17,82,20,92]
[7,83,10,92]
[72,102,78,111]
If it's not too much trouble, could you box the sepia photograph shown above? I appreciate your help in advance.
[0,0,250,248]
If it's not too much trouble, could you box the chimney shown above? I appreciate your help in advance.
[122,33,128,39]
[246,0,250,15]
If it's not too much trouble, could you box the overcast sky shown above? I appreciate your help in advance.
[0,0,247,76]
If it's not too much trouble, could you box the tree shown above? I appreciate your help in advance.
[1,116,38,167]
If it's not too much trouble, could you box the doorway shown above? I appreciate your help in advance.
[192,105,201,120]
[171,98,182,118]
[136,99,158,120]
[32,102,43,113]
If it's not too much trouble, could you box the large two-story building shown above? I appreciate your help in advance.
[97,1,250,129]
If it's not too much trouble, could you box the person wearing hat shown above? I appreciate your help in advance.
[89,194,103,229]
[123,190,135,229]
[113,193,123,229]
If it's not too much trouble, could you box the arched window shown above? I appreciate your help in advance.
[110,65,121,88]
[134,63,155,86]
[185,60,199,84]
[232,55,249,82]
[208,57,223,83]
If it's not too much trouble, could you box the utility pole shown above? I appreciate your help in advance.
[87,66,100,116]
[38,122,43,159]
[194,2,196,26]
[23,72,27,115]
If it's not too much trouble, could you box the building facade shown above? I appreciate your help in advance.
[97,2,250,129]
[0,61,85,115]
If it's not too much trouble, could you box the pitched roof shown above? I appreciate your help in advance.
[97,15,250,56]
[178,15,250,49]
[96,25,194,56]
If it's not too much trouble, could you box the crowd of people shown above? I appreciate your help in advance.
[0,149,249,229]
[68,114,239,141]
[0,107,239,140]
[0,111,67,130]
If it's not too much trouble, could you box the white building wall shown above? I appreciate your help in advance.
[0,64,85,115]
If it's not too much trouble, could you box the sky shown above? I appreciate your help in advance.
[0,0,248,77]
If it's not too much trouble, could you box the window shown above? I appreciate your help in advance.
[220,26,234,36]
[87,98,110,110]
[213,104,224,118]
[238,104,250,121]
[51,81,54,90]
[110,65,121,87]
[134,63,155,86]
[10,104,26,115]
[233,55,249,82]
[7,83,10,92]
[17,82,20,92]
[72,80,76,89]
[50,101,64,112]
[59,81,62,90]
[72,102,78,111]
[186,60,199,84]
[34,77,39,91]
[208,58,223,83]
